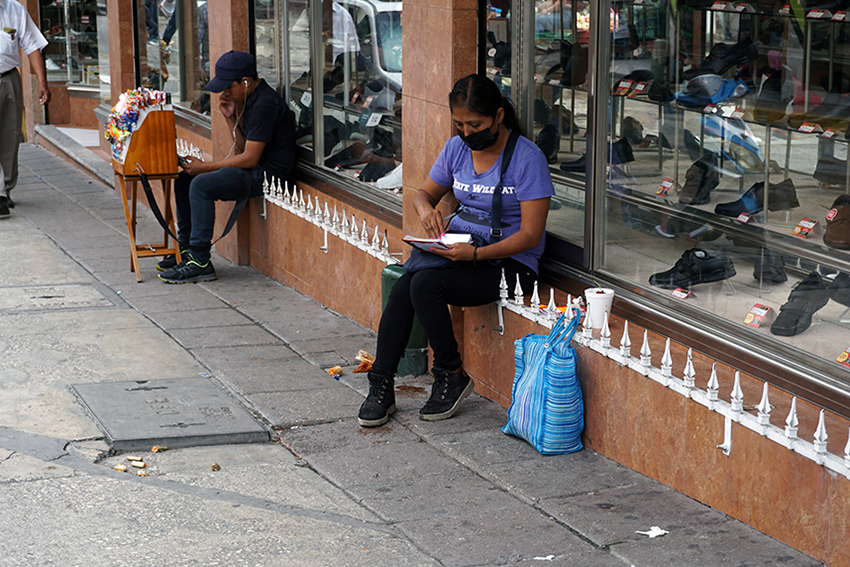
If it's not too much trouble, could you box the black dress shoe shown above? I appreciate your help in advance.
[535,123,560,164]
[649,248,736,289]
[679,154,719,205]
[752,247,787,283]
[682,37,758,81]
[0,195,13,209]
[770,272,829,336]
[829,272,850,307]
[714,179,799,217]
[560,154,586,172]
[813,155,848,186]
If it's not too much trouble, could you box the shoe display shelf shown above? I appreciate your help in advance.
[595,0,850,370]
[40,0,99,85]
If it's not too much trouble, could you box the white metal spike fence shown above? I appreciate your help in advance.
[262,178,850,477]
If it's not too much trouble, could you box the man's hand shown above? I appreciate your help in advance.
[179,156,207,176]
[219,95,237,120]
[38,83,51,105]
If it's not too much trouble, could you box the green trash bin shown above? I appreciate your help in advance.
[381,265,428,377]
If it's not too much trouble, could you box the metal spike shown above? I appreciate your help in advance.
[382,229,389,253]
[306,194,314,216]
[513,275,524,306]
[814,409,828,454]
[324,202,331,225]
[372,225,381,250]
[757,383,771,426]
[600,311,611,347]
[299,189,305,210]
[360,219,369,243]
[707,362,719,402]
[785,397,799,439]
[342,209,349,231]
[661,338,673,376]
[546,289,557,321]
[640,329,651,367]
[566,294,573,320]
[262,172,269,195]
[499,268,508,300]
[844,426,850,468]
[531,282,540,312]
[351,214,358,236]
[619,320,631,358]
[583,302,593,338]
[730,371,743,413]
[283,181,291,205]
[315,196,321,218]
[683,348,695,388]
[332,205,339,229]
[275,179,282,199]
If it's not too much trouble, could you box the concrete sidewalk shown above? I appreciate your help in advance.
[0,143,824,566]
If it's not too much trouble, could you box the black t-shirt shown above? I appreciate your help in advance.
[242,79,296,181]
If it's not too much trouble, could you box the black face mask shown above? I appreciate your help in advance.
[458,120,499,151]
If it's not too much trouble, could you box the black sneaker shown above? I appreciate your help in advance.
[156,246,188,272]
[679,154,719,205]
[358,373,396,427]
[830,272,850,307]
[419,367,474,421]
[770,272,829,336]
[158,255,217,283]
[649,248,736,289]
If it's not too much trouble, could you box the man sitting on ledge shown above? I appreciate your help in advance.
[159,50,296,283]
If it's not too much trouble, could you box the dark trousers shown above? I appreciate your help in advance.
[371,259,537,379]
[174,167,258,263]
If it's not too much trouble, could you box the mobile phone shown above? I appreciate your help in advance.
[177,155,189,165]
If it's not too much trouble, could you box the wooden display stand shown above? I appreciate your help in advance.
[112,108,180,282]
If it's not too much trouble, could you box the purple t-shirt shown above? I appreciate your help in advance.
[429,132,555,273]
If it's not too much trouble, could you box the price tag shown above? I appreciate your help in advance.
[838,348,850,366]
[549,78,561,86]
[488,48,497,57]
[711,1,733,9]
[363,95,376,109]
[657,178,675,195]
[833,10,848,20]
[822,129,839,138]
[744,304,776,328]
[730,108,746,119]
[736,212,752,223]
[733,2,755,11]
[807,8,831,18]
[81,15,90,24]
[797,122,821,133]
[793,217,818,237]
[779,4,792,15]
[703,104,717,114]
[615,80,634,96]
[671,288,691,299]
[300,90,312,108]
[630,82,648,97]
[365,112,382,127]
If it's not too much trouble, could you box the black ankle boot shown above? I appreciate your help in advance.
[358,373,396,427]
[419,367,473,421]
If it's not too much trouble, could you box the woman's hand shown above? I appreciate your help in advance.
[429,242,476,262]
[418,207,445,239]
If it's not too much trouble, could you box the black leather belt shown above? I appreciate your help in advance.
[0,68,16,77]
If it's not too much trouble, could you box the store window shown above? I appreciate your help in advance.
[599,0,850,377]
[41,0,101,86]
[263,0,403,191]
[142,0,210,115]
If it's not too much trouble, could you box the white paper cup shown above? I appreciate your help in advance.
[584,288,614,329]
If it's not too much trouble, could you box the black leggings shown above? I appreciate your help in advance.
[372,259,537,378]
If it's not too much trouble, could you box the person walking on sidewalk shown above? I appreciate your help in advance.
[358,74,555,427]
[0,0,51,217]
[158,50,296,283]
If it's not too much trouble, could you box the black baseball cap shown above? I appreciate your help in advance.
[205,51,257,93]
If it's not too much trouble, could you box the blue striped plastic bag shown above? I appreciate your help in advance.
[501,308,584,454]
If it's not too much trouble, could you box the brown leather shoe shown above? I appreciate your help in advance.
[825,194,850,250]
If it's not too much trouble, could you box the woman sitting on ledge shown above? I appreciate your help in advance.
[358,73,555,427]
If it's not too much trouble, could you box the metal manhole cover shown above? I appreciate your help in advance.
[71,377,268,451]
